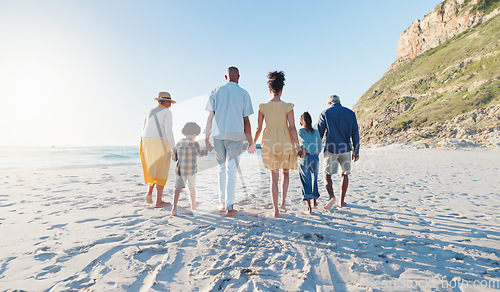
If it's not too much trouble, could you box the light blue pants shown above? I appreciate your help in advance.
[213,139,243,211]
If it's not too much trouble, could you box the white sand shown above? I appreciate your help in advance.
[0,148,499,291]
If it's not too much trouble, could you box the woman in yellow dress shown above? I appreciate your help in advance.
[252,71,304,217]
[140,92,176,208]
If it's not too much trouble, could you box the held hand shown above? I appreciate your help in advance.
[352,153,359,162]
[247,143,257,154]
[206,141,213,152]
[296,146,305,158]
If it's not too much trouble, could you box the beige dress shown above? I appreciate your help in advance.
[140,105,174,187]
[259,101,297,170]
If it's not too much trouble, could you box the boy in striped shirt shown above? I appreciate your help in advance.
[171,122,210,216]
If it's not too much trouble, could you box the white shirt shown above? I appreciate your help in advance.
[205,82,254,141]
[141,105,176,148]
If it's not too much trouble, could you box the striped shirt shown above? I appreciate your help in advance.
[172,138,208,176]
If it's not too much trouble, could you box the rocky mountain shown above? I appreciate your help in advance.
[395,0,499,65]
[353,0,500,147]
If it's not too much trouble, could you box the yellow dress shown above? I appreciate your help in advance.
[260,101,297,170]
[140,137,172,187]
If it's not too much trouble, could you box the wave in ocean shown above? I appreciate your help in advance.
[0,146,141,172]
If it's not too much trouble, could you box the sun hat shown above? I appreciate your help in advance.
[154,92,176,103]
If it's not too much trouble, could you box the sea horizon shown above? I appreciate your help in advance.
[0,144,263,173]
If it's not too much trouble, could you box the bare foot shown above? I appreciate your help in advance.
[225,209,238,217]
[171,208,177,216]
[313,200,318,209]
[191,201,200,210]
[273,210,280,218]
[218,203,226,212]
[337,202,347,208]
[324,197,336,210]
[154,201,171,208]
[280,205,287,213]
[145,194,153,204]
[304,208,312,215]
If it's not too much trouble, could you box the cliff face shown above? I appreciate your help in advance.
[353,0,500,148]
[395,0,499,65]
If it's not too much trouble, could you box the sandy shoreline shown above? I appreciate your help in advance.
[0,148,499,291]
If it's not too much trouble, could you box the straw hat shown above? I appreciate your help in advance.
[154,92,176,103]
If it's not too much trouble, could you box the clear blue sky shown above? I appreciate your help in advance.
[0,0,442,146]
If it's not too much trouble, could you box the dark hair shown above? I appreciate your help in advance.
[182,122,201,136]
[267,71,285,93]
[300,112,314,134]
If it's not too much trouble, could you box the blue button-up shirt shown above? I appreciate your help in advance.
[317,103,360,154]
[205,82,254,141]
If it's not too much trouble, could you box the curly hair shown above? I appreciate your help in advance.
[182,122,201,136]
[267,71,285,94]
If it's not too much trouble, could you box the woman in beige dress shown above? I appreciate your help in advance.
[252,71,304,217]
[140,92,176,208]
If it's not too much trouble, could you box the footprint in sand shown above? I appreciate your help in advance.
[35,252,57,261]
[75,218,99,224]
[133,246,167,262]
[35,265,62,278]
[48,223,67,230]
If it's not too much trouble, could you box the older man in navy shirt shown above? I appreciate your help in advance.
[317,95,360,209]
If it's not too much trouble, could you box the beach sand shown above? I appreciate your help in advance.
[0,148,499,291]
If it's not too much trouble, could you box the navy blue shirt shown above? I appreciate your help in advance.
[317,103,360,154]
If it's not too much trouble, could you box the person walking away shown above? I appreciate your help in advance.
[251,71,303,217]
[298,112,322,215]
[205,66,256,217]
[140,92,176,208]
[171,122,210,216]
[317,94,360,209]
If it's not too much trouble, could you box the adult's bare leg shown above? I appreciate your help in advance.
[154,184,170,208]
[324,174,336,209]
[271,170,280,217]
[146,185,154,204]
[339,174,349,207]
[280,169,289,213]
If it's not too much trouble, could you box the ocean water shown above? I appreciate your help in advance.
[0,146,142,172]
[0,146,257,173]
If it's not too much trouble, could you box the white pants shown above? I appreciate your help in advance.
[213,139,243,211]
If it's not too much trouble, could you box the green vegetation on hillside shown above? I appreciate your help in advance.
[467,0,500,14]
[354,11,500,137]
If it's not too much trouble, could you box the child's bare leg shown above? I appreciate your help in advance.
[154,185,171,208]
[171,187,182,215]
[188,187,199,210]
[305,199,312,215]
[313,199,318,209]
[146,185,154,204]
[271,170,280,217]
[280,169,289,213]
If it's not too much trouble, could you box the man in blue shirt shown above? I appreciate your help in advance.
[317,95,360,209]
